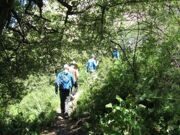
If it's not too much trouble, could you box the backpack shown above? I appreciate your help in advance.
[112,50,119,59]
[59,72,70,89]
[87,59,96,72]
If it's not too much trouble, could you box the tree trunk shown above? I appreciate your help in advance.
[0,0,15,34]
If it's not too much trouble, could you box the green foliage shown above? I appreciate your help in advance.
[100,96,141,135]
[74,39,179,134]
[73,57,115,117]
[0,0,179,134]
[0,75,58,134]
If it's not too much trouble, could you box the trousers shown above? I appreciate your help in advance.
[59,88,70,113]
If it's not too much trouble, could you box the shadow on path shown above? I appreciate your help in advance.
[41,91,88,135]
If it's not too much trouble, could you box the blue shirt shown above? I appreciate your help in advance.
[112,49,120,59]
[56,71,74,90]
[86,58,98,72]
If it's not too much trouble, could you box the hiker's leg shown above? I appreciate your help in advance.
[70,87,73,95]
[64,89,70,113]
[60,89,65,114]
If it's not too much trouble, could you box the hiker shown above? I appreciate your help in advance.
[69,61,79,95]
[86,54,99,73]
[54,66,61,93]
[112,46,120,59]
[55,64,74,115]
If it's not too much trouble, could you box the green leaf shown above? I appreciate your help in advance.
[116,95,123,103]
[105,103,113,108]
[115,106,121,110]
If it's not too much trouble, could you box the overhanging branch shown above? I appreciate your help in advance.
[57,0,93,24]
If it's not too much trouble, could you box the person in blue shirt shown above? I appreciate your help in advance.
[55,64,74,115]
[112,46,120,59]
[86,54,99,73]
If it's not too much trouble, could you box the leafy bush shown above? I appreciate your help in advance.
[73,41,179,134]
[0,74,59,134]
[99,96,141,135]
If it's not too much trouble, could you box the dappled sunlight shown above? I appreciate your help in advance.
[0,0,179,134]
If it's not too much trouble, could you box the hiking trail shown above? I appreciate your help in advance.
[41,90,88,135]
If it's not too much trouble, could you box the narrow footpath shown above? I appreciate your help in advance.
[41,91,88,135]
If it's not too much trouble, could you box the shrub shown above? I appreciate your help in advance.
[1,74,59,134]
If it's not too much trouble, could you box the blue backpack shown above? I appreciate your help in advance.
[87,59,96,72]
[112,50,119,59]
[59,72,70,89]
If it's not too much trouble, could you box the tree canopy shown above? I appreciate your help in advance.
[0,0,179,134]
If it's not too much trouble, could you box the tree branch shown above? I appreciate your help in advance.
[132,13,140,80]
[57,0,72,24]
[25,11,51,22]
[57,0,93,24]
[25,0,43,17]
[57,0,72,9]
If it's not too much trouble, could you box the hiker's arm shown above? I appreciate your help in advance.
[94,60,98,67]
[56,73,62,87]
[71,74,75,86]
[76,70,79,79]
[55,82,58,94]
[55,73,61,94]
[75,70,79,80]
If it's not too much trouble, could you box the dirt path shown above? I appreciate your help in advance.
[41,91,88,135]
[41,114,85,135]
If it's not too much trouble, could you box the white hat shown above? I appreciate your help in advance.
[64,64,69,69]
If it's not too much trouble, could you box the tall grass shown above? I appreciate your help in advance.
[0,74,59,134]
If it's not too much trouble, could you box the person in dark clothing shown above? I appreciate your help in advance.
[55,64,74,114]
[112,46,120,59]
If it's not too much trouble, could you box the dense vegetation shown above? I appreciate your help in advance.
[0,0,179,134]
